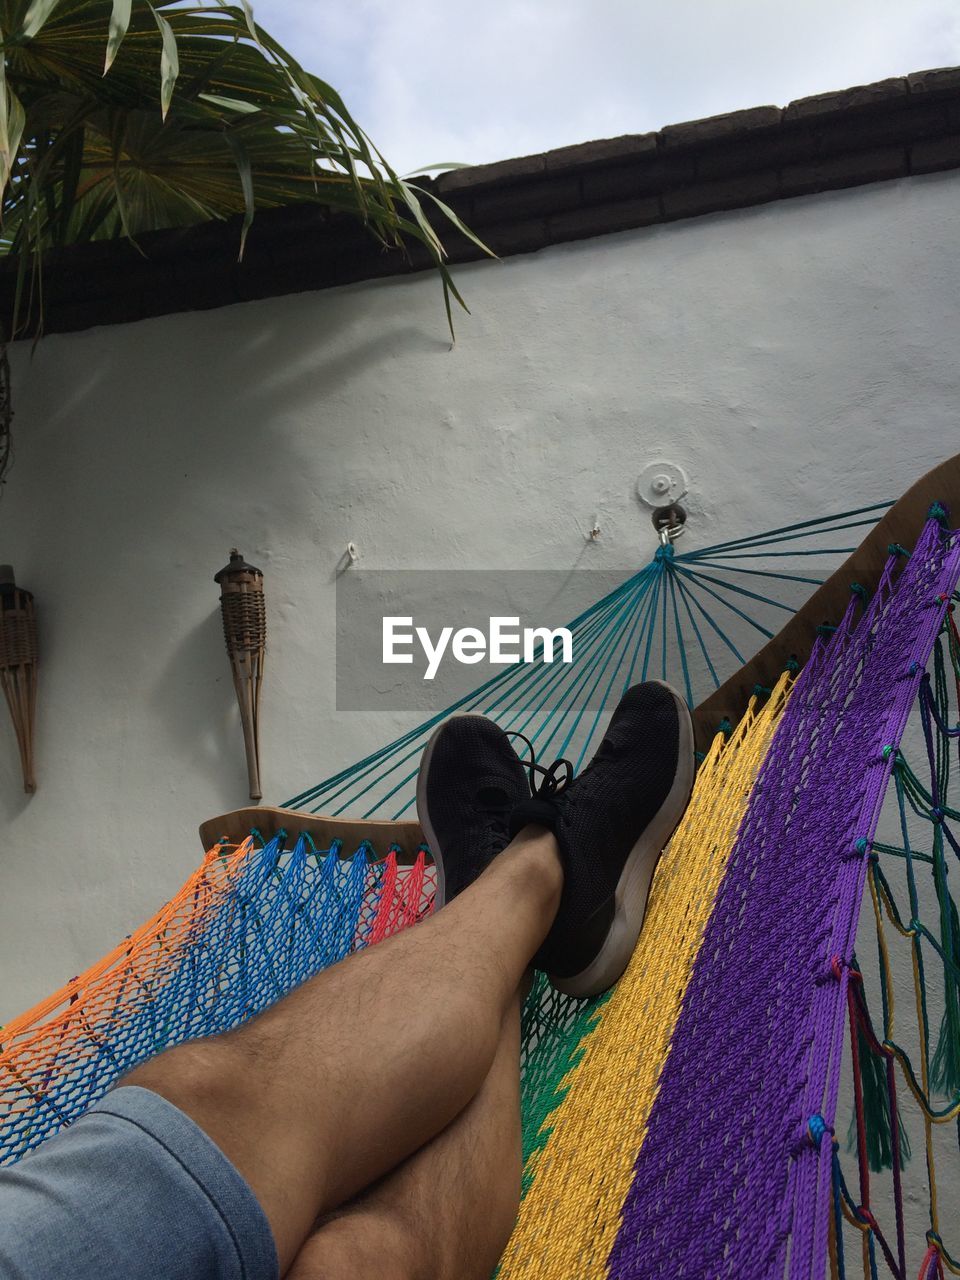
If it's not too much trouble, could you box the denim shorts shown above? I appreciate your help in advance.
[0,1086,278,1279]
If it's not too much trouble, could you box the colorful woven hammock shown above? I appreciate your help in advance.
[2,470,960,1280]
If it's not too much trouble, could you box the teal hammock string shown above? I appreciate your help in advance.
[285,501,892,820]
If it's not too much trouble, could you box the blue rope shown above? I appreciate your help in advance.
[525,577,651,760]
[549,578,654,765]
[659,560,670,682]
[674,563,796,614]
[667,570,695,709]
[494,585,640,743]
[569,576,661,771]
[681,547,856,561]
[678,504,890,558]
[670,568,747,664]
[679,558,825,588]
[620,567,669,694]
[672,564,776,639]
[640,570,663,682]
[672,571,722,690]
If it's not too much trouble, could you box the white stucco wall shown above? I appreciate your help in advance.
[1,168,959,1260]
[3,167,960,1010]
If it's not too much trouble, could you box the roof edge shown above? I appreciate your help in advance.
[7,65,960,336]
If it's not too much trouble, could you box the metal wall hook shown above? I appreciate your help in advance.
[336,542,359,575]
[652,502,688,546]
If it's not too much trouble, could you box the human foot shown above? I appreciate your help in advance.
[417,715,530,908]
[508,681,695,997]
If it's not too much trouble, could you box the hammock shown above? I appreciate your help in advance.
[2,459,960,1280]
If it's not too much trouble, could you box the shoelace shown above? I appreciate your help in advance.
[507,731,574,799]
[471,798,513,877]
[484,807,512,845]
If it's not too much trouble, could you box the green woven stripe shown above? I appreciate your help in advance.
[518,974,610,1196]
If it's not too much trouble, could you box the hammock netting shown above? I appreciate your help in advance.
[2,506,960,1280]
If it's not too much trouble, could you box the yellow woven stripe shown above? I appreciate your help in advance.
[499,675,793,1279]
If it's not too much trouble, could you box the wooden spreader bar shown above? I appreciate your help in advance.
[199,805,425,865]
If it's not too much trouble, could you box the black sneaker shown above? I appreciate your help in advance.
[508,681,695,997]
[416,714,531,908]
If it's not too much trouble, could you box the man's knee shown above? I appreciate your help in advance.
[120,1034,245,1117]
[288,1213,427,1280]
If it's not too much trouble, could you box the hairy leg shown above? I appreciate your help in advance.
[287,985,525,1280]
[124,829,559,1273]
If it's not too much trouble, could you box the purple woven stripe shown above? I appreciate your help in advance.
[606,518,960,1280]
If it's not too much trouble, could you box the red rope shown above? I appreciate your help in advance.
[842,964,910,1280]
[887,1055,907,1279]
[918,1243,941,1280]
[845,969,871,1212]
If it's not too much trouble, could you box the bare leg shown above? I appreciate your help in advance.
[124,829,559,1274]
[287,985,525,1280]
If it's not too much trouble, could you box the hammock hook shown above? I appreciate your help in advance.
[652,502,687,547]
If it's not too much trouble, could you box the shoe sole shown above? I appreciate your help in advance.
[416,713,475,909]
[550,681,696,999]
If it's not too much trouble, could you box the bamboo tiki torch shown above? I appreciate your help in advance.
[215,550,265,802]
[0,566,38,793]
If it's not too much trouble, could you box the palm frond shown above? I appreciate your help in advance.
[0,0,491,338]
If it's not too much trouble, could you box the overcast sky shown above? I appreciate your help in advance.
[251,1,960,175]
